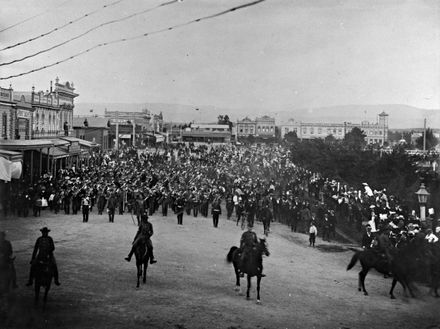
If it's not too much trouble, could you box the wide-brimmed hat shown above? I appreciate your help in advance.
[40,227,50,233]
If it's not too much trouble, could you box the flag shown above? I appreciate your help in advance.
[90,109,94,112]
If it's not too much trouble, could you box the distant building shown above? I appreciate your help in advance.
[72,116,110,150]
[280,111,389,145]
[104,108,152,131]
[236,115,275,138]
[181,123,231,144]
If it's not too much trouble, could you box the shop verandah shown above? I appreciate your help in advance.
[0,137,99,185]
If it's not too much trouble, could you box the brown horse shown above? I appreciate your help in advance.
[34,258,54,310]
[134,240,150,288]
[347,237,427,299]
[226,238,269,303]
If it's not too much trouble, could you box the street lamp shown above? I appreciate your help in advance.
[415,183,430,221]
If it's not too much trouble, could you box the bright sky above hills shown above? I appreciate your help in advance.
[1,0,439,111]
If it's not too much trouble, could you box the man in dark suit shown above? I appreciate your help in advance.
[211,198,222,228]
[361,224,374,249]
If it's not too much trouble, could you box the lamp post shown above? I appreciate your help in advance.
[415,183,430,221]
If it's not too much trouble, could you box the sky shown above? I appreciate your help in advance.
[1,0,439,112]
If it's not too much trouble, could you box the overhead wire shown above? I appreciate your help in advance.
[1,0,128,52]
[0,0,178,66]
[0,0,266,81]
[0,0,71,33]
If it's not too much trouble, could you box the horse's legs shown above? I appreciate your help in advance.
[233,264,241,293]
[359,268,369,295]
[34,284,40,305]
[389,278,398,299]
[143,262,147,284]
[256,275,261,304]
[136,264,141,288]
[246,275,251,300]
[43,286,49,311]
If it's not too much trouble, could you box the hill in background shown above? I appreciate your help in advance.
[74,103,439,129]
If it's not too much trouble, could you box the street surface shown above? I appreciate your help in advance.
[1,209,439,329]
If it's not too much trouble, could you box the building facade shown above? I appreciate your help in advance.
[73,116,110,150]
[236,115,275,138]
[280,112,389,145]
[181,123,231,144]
[0,86,15,140]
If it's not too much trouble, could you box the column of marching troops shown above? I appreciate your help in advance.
[2,143,438,243]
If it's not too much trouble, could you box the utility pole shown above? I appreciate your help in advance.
[423,118,427,152]
[132,117,136,147]
[115,111,119,152]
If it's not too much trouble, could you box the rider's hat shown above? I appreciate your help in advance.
[40,227,50,233]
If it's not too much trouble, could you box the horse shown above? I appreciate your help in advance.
[226,238,270,304]
[34,259,54,309]
[346,237,426,299]
[134,240,150,288]
[0,254,12,296]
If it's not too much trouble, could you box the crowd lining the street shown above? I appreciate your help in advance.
[1,143,440,248]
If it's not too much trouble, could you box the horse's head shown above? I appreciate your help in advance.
[258,238,270,257]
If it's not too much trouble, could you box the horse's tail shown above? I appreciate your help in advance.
[226,246,238,263]
[347,252,360,271]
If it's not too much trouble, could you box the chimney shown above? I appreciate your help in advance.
[50,80,53,93]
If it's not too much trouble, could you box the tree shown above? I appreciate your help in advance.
[324,134,337,144]
[343,127,367,150]
[217,114,233,130]
[284,131,299,144]
[416,128,438,150]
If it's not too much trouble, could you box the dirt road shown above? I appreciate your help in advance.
[1,209,439,329]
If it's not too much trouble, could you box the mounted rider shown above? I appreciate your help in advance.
[26,227,60,286]
[0,231,18,289]
[238,226,265,277]
[125,212,157,264]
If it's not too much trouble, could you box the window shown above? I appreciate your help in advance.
[270,126,274,131]
[318,128,322,134]
[285,128,289,133]
[240,128,243,133]
[258,126,261,131]
[310,128,314,134]
[379,131,383,135]
[302,128,307,134]
[1,113,7,138]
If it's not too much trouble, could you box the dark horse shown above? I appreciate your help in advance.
[34,258,54,309]
[0,254,13,297]
[226,238,269,303]
[134,240,150,288]
[347,237,426,299]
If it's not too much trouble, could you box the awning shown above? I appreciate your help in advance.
[0,139,54,151]
[0,157,22,181]
[0,150,23,162]
[119,134,132,139]
[40,147,70,159]
[77,139,100,148]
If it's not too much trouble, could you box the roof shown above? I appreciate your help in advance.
[0,150,23,162]
[0,139,54,150]
[73,116,109,128]
[40,147,70,159]
[77,139,100,148]
[49,139,70,147]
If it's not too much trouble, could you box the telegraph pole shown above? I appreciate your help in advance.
[423,118,427,152]
[115,111,119,152]
[132,117,136,147]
